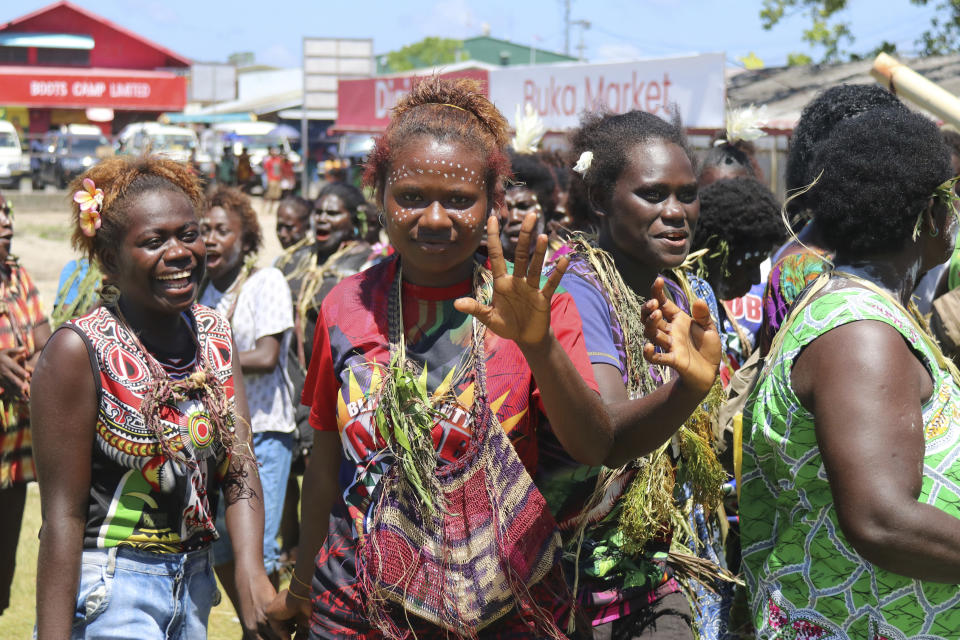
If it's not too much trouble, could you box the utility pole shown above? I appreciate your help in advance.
[573,19,590,62]
[564,0,571,56]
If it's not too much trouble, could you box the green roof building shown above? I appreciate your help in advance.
[376,35,576,75]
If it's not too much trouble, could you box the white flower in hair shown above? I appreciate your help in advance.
[719,103,769,146]
[511,103,546,154]
[572,151,593,176]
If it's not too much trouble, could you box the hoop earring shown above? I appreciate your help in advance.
[931,224,940,237]
[378,212,385,227]
[98,283,121,305]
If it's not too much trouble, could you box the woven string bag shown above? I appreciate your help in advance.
[359,264,565,639]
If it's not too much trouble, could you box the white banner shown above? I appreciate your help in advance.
[488,53,726,130]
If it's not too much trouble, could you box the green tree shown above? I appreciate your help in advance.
[385,37,465,72]
[760,0,960,65]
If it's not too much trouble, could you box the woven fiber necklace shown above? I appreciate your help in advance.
[110,302,249,467]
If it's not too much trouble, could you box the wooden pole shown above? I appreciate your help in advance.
[871,52,960,129]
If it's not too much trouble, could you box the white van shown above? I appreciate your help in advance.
[0,121,28,189]
[116,122,203,164]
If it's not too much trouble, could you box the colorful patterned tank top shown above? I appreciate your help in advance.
[66,304,236,553]
[741,285,960,639]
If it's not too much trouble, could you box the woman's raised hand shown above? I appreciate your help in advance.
[454,213,567,350]
[641,277,721,393]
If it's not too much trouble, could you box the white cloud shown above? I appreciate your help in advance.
[418,0,478,38]
[259,43,299,68]
[594,43,645,62]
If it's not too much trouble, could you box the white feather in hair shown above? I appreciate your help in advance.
[718,104,769,146]
[511,103,546,154]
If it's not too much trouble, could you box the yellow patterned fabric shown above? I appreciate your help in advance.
[0,259,45,488]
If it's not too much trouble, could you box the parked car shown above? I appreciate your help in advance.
[116,122,210,167]
[33,124,112,189]
[0,121,29,189]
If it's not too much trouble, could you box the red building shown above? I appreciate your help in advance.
[0,1,189,135]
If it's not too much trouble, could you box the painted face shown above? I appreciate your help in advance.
[275,203,309,249]
[201,205,246,284]
[312,194,354,254]
[383,136,488,286]
[0,194,12,263]
[606,140,699,271]
[499,186,544,261]
[108,189,204,316]
[698,163,752,189]
[719,248,769,300]
[546,188,572,235]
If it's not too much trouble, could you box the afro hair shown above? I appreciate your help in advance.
[693,177,784,258]
[786,84,906,214]
[507,150,557,216]
[809,107,952,258]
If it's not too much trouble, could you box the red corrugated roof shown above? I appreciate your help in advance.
[0,0,191,67]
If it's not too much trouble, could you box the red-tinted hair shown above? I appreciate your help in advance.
[364,76,512,211]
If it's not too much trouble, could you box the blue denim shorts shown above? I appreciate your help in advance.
[70,545,219,640]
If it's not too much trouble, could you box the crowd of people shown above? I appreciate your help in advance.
[0,73,957,640]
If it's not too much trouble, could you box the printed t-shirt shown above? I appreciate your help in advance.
[262,155,283,182]
[200,267,295,434]
[66,305,234,553]
[537,253,720,627]
[301,255,598,637]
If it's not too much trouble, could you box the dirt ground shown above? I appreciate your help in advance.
[0,195,286,639]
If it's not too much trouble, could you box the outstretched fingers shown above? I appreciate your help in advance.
[540,255,569,299]
[690,298,717,332]
[526,233,549,289]
[649,277,682,321]
[643,341,677,368]
[512,211,537,279]
[485,216,508,279]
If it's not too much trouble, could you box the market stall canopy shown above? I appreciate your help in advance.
[161,112,255,124]
[190,89,302,118]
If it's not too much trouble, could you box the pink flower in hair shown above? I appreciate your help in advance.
[74,178,104,237]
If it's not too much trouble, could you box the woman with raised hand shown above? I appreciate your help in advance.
[32,156,284,640]
[741,107,960,638]
[537,110,727,639]
[267,76,615,639]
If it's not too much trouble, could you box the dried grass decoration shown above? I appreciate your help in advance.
[360,263,565,638]
[113,304,251,468]
[276,239,365,369]
[565,234,726,553]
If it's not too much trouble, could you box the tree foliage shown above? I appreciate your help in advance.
[761,0,960,65]
[385,37,464,72]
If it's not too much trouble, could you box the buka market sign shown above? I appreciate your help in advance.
[332,53,725,133]
[487,53,726,130]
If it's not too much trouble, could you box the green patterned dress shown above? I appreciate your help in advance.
[741,285,960,639]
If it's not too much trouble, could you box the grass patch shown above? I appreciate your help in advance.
[16,224,71,242]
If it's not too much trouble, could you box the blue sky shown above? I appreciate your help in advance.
[3,0,943,69]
